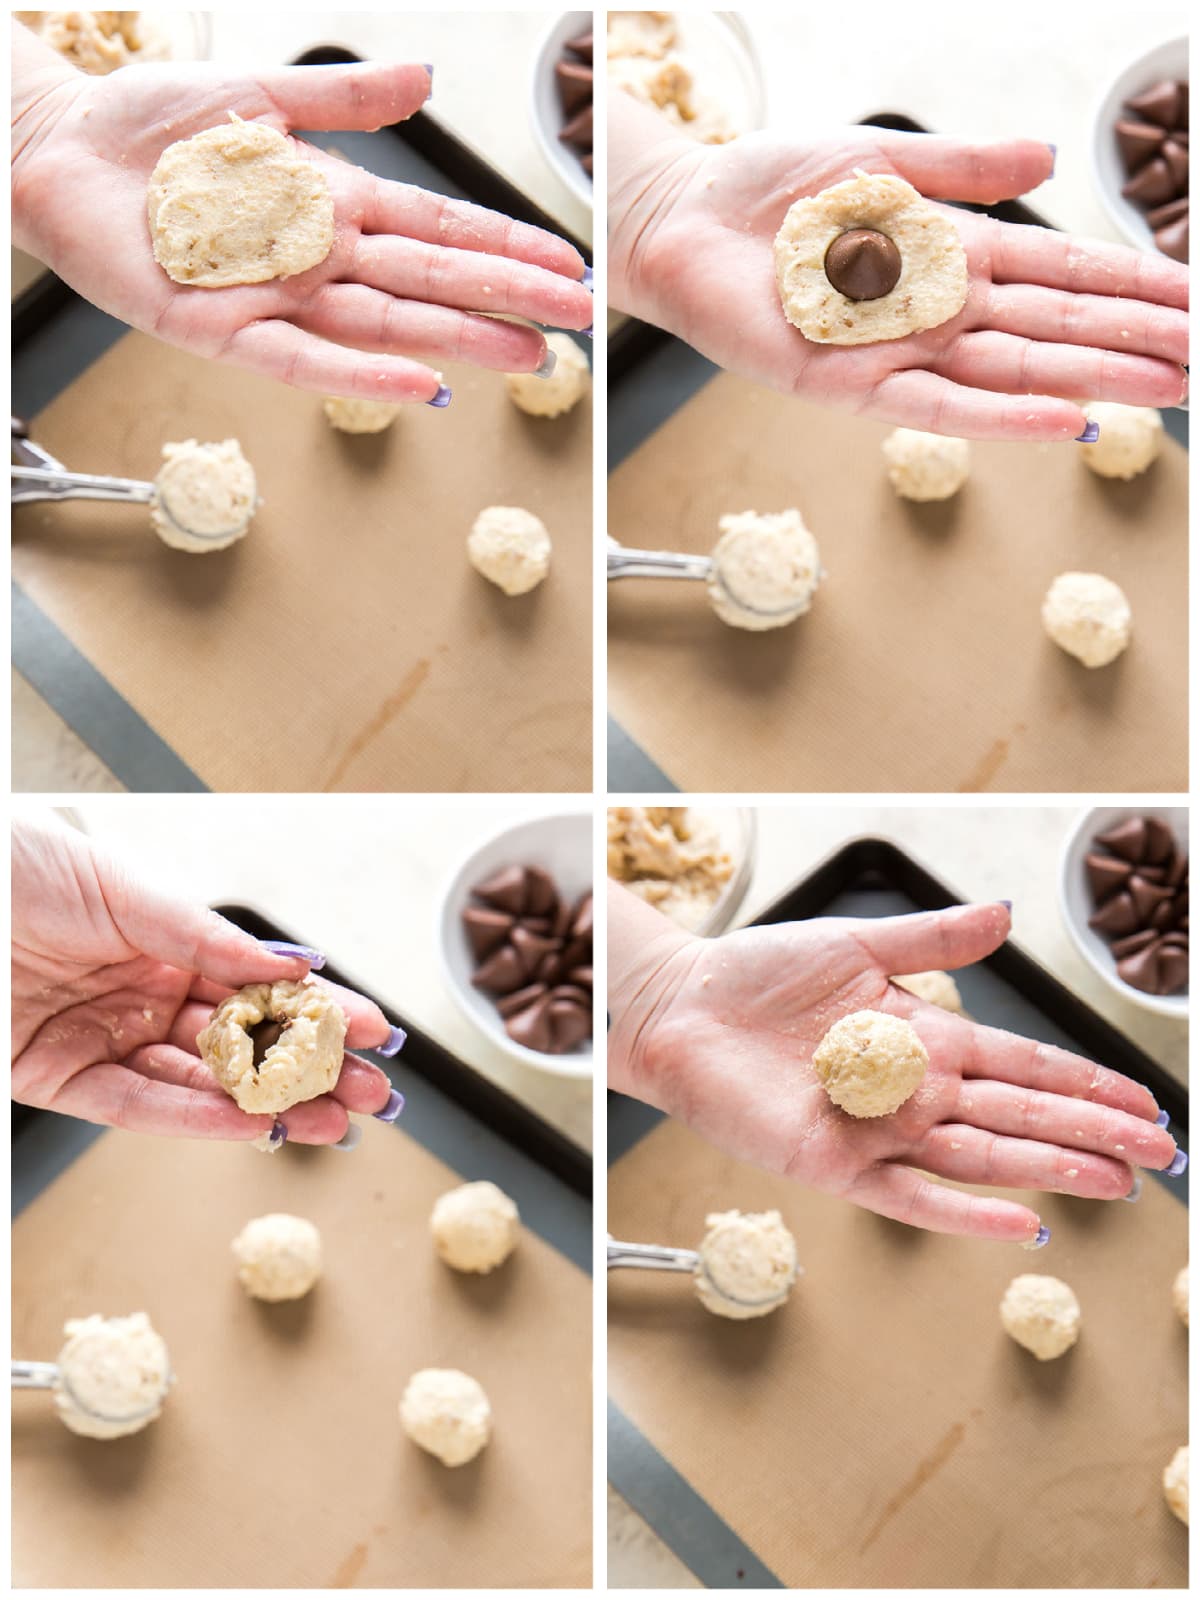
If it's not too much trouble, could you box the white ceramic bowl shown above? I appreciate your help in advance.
[1058,805,1188,1019]
[530,11,593,209]
[438,810,593,1077]
[1090,35,1187,253]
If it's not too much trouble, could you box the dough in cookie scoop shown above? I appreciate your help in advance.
[812,1009,929,1117]
[197,978,347,1115]
[1078,402,1163,480]
[882,428,970,501]
[54,1312,171,1439]
[1041,572,1131,668]
[431,1181,520,1274]
[775,170,968,345]
[1000,1273,1080,1360]
[695,1210,799,1320]
[400,1368,492,1466]
[150,438,257,553]
[148,116,334,288]
[707,509,822,631]
[468,505,551,595]
[232,1213,322,1301]
[506,333,591,418]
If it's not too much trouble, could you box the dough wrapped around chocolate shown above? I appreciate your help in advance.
[197,978,347,1114]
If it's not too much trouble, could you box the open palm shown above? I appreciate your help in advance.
[613,900,1179,1240]
[12,47,592,401]
[611,114,1187,440]
[12,814,400,1143]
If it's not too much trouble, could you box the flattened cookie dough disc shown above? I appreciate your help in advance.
[150,438,257,552]
[774,170,968,345]
[148,115,334,287]
[197,978,347,1114]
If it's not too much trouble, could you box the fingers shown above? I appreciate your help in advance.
[328,1052,393,1113]
[949,1079,1178,1169]
[362,176,586,280]
[352,235,594,329]
[845,902,1010,977]
[910,1124,1136,1201]
[311,979,398,1052]
[847,1162,1042,1241]
[48,1060,273,1140]
[253,60,432,133]
[221,319,445,403]
[877,133,1054,204]
[292,282,551,372]
[983,282,1189,366]
[936,329,1187,407]
[864,367,1088,441]
[987,217,1189,309]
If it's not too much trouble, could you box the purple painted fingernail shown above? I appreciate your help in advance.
[373,1087,405,1123]
[424,66,434,101]
[582,264,594,292]
[376,1025,407,1058]
[1121,1174,1142,1203]
[1156,1109,1170,1128]
[427,385,452,409]
[267,1118,287,1151]
[583,325,593,340]
[1075,420,1100,443]
[534,347,558,380]
[1025,1224,1051,1249]
[1166,1149,1188,1177]
[999,899,1013,912]
[261,940,325,970]
[1047,142,1057,176]
[331,1121,363,1153]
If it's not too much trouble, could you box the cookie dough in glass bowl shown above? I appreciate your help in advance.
[607,805,756,936]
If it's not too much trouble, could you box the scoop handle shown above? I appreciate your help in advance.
[606,1236,699,1273]
[12,1360,58,1390]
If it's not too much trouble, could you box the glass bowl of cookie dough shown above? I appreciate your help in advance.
[607,804,757,938]
[16,11,212,71]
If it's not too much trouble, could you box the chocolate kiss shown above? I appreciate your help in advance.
[517,914,553,935]
[1161,137,1189,189]
[560,934,592,971]
[496,981,549,1019]
[555,59,593,115]
[1157,945,1189,994]
[511,924,561,977]
[1148,195,1190,229]
[1122,156,1176,207]
[462,905,513,961]
[567,964,593,990]
[472,943,526,995]
[535,950,564,984]
[1111,927,1158,959]
[1117,940,1162,993]
[564,29,593,62]
[1115,118,1166,171]
[1088,890,1140,936]
[473,864,528,915]
[1155,215,1188,262]
[1125,79,1183,130]
[1150,898,1177,930]
[249,1017,286,1066]
[1143,815,1178,864]
[1166,849,1189,889]
[1095,817,1148,863]
[505,993,555,1053]
[1179,80,1189,130]
[548,999,591,1052]
[1128,874,1174,920]
[559,104,593,149]
[549,983,591,1007]
[572,892,594,941]
[552,898,573,940]
[524,865,560,917]
[1085,852,1132,901]
[1137,865,1169,884]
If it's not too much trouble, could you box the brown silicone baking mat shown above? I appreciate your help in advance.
[607,372,1187,794]
[607,839,1188,1588]
[12,916,592,1589]
[12,116,592,794]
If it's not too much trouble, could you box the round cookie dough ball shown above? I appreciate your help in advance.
[894,970,966,1014]
[1000,1273,1081,1360]
[1164,1445,1189,1525]
[431,1181,520,1274]
[150,438,256,553]
[467,506,551,596]
[812,1009,929,1118]
[882,428,970,502]
[1173,1264,1189,1328]
[148,116,334,288]
[400,1368,491,1467]
[232,1213,322,1301]
[695,1209,798,1320]
[196,978,348,1115]
[323,396,402,434]
[506,333,591,418]
[54,1312,171,1439]
[1041,572,1132,669]
[707,509,822,632]
[1079,402,1163,480]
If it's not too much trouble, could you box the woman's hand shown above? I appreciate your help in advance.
[609,100,1187,440]
[11,25,592,403]
[608,883,1182,1242]
[11,811,404,1144]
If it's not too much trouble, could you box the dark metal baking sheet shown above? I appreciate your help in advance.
[11,45,591,795]
[608,834,1187,1586]
[606,112,1190,792]
[13,905,592,1276]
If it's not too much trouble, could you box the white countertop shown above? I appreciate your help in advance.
[65,798,594,1150]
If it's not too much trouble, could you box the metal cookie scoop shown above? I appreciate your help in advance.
[607,1234,798,1313]
[12,1358,175,1428]
[11,417,249,548]
[606,537,804,624]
